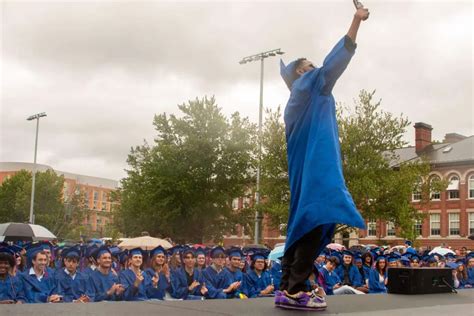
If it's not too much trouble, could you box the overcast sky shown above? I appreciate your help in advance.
[1,0,472,181]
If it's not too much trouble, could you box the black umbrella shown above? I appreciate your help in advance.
[0,222,56,242]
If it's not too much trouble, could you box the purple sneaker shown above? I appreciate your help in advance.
[274,290,284,305]
[277,290,327,311]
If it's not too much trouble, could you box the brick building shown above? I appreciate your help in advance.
[0,162,119,235]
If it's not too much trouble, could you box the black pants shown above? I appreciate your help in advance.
[279,226,323,294]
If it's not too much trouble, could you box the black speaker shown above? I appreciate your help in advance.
[387,267,454,294]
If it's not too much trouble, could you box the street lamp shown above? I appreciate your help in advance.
[27,112,47,224]
[239,48,284,244]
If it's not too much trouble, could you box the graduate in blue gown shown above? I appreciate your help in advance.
[88,246,124,301]
[466,255,474,287]
[277,6,369,305]
[0,249,26,304]
[319,256,342,295]
[81,245,99,278]
[20,246,60,303]
[335,250,363,289]
[144,246,171,300]
[54,246,92,303]
[170,247,207,300]
[269,259,282,291]
[368,256,387,294]
[119,248,154,301]
[201,246,234,299]
[225,247,245,298]
[242,252,274,298]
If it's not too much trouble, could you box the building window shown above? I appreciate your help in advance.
[469,213,474,235]
[447,175,460,200]
[413,220,422,236]
[386,222,396,237]
[412,178,422,201]
[469,175,474,199]
[231,198,239,210]
[449,213,460,236]
[430,175,441,200]
[367,221,377,237]
[430,214,441,236]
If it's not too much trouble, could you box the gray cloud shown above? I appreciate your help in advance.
[1,0,472,180]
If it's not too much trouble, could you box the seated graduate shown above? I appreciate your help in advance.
[54,246,92,303]
[8,245,25,276]
[144,246,171,300]
[466,255,474,287]
[224,247,245,298]
[88,246,125,301]
[168,246,183,273]
[202,246,236,299]
[354,255,367,283]
[82,245,99,277]
[195,247,207,271]
[334,250,365,293]
[367,255,388,294]
[170,247,207,300]
[20,246,60,303]
[361,252,373,278]
[320,255,363,295]
[387,253,401,268]
[119,248,155,301]
[409,254,421,267]
[269,259,282,292]
[242,252,274,298]
[0,248,26,304]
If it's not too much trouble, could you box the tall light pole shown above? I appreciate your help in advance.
[239,48,284,244]
[27,112,47,224]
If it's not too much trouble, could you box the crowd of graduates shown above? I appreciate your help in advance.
[1,240,474,304]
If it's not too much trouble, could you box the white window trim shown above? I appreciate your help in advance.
[448,213,460,236]
[468,175,474,200]
[367,221,377,237]
[386,222,396,237]
[447,176,460,200]
[468,213,474,235]
[430,214,441,236]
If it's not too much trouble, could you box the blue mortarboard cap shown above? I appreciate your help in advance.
[446,262,458,269]
[38,241,53,251]
[426,255,438,263]
[226,247,243,259]
[195,247,206,256]
[8,245,23,256]
[410,254,421,262]
[150,246,166,257]
[405,240,412,247]
[354,255,362,263]
[181,247,196,258]
[251,252,268,261]
[167,245,182,256]
[210,246,225,258]
[109,246,121,257]
[0,247,15,256]
[375,255,386,262]
[466,252,474,259]
[342,250,354,257]
[86,245,99,258]
[128,248,144,257]
[400,256,410,263]
[455,258,466,265]
[405,247,417,255]
[280,59,300,90]
[96,246,111,259]
[0,248,15,266]
[62,246,81,259]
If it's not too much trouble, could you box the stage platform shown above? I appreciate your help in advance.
[2,290,473,315]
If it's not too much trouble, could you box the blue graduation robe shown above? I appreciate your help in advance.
[54,269,92,302]
[319,266,341,295]
[335,264,363,287]
[0,274,27,303]
[88,269,122,301]
[467,267,474,286]
[283,35,365,255]
[144,268,170,300]
[270,261,282,291]
[119,269,154,301]
[201,265,232,299]
[20,269,56,303]
[170,267,204,300]
[225,267,245,298]
[367,269,387,293]
[242,269,273,298]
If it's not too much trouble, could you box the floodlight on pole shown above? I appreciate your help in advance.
[239,48,284,245]
[27,112,47,224]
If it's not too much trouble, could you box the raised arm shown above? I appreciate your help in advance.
[347,7,370,43]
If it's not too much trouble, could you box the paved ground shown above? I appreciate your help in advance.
[1,290,473,316]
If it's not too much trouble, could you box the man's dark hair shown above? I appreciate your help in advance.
[292,58,307,77]
[327,256,340,266]
[0,253,15,268]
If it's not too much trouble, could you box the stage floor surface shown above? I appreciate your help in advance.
[2,290,473,315]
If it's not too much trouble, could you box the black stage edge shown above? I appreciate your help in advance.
[2,290,473,316]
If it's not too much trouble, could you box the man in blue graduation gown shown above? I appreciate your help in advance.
[225,247,245,298]
[242,253,274,298]
[88,246,125,301]
[334,250,365,292]
[20,247,60,303]
[276,5,369,311]
[144,246,171,300]
[54,246,92,303]
[170,247,207,300]
[0,249,26,304]
[201,247,236,299]
[119,248,155,301]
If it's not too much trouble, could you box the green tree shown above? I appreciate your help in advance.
[0,170,88,239]
[114,96,257,243]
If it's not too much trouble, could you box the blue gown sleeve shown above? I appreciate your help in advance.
[202,268,227,299]
[170,269,188,299]
[351,266,363,287]
[320,35,356,95]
